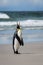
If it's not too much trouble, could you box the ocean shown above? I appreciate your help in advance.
[0,11,43,44]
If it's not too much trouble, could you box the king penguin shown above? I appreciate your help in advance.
[13,22,24,54]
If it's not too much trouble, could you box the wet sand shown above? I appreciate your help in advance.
[0,42,43,65]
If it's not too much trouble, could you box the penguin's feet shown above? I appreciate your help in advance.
[15,51,18,54]
[14,51,20,54]
[14,51,18,54]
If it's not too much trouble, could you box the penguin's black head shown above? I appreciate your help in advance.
[17,22,20,29]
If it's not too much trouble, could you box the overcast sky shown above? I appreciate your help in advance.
[0,0,43,11]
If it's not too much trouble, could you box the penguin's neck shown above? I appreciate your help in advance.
[17,29,22,39]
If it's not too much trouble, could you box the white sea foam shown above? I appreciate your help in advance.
[20,20,43,26]
[0,20,43,26]
[0,22,16,26]
[0,20,43,30]
[0,13,10,19]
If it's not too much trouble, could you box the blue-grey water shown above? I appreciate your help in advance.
[0,11,43,44]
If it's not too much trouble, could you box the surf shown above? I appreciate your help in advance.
[0,13,10,19]
[0,20,43,30]
[0,20,43,26]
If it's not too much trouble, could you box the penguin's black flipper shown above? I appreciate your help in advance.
[21,38,24,46]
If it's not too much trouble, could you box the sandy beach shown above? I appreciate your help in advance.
[0,42,43,65]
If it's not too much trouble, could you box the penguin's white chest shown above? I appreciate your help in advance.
[18,29,22,39]
[14,30,22,51]
[14,38,20,51]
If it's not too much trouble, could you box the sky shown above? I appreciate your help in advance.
[0,0,43,11]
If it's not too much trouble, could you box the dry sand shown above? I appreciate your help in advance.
[0,42,43,65]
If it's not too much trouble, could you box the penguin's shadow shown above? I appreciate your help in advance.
[18,52,34,55]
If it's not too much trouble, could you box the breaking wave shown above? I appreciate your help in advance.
[0,20,43,30]
[0,13,10,19]
[0,20,43,26]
